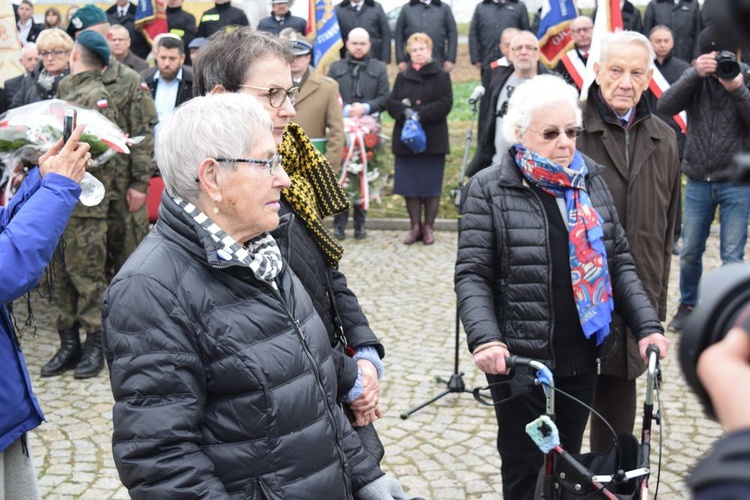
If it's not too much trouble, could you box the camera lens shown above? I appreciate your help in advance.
[680,263,750,420]
[715,50,741,80]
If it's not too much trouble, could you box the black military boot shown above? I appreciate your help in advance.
[74,331,104,379]
[41,327,82,377]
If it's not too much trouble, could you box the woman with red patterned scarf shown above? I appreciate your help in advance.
[455,74,670,499]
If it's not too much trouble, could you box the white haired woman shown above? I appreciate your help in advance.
[454,75,670,498]
[101,93,394,498]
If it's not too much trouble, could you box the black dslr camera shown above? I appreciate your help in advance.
[715,50,741,80]
[680,263,750,420]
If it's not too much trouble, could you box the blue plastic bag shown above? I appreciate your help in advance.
[400,115,426,153]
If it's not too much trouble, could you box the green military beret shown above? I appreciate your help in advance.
[77,30,111,66]
[67,5,108,38]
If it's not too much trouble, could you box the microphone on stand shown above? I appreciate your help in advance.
[468,85,485,105]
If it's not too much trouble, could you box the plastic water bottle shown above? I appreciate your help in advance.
[79,172,106,206]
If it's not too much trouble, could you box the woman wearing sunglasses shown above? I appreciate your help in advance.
[455,75,669,499]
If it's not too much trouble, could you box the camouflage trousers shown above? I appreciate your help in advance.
[52,217,107,334]
[106,198,149,281]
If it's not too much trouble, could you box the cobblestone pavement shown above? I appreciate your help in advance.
[18,228,736,499]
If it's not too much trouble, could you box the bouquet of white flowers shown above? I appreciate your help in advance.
[0,99,140,205]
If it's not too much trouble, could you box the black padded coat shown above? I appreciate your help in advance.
[102,194,382,499]
[455,151,663,367]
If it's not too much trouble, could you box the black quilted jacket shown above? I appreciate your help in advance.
[455,151,663,366]
[102,193,382,499]
[658,65,750,182]
[273,201,384,396]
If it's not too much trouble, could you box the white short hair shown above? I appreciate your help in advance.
[599,31,655,68]
[155,93,273,202]
[502,74,582,144]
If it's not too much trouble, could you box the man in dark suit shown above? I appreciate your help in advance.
[4,43,39,108]
[106,0,151,59]
[335,0,392,63]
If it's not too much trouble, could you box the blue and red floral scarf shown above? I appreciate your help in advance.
[515,145,614,345]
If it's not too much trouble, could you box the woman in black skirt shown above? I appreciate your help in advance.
[386,33,453,245]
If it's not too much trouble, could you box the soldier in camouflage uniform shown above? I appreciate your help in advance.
[62,5,157,281]
[42,31,120,379]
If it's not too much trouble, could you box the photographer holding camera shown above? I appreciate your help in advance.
[688,308,750,498]
[658,26,750,333]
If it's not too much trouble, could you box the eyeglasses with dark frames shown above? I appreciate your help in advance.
[39,49,69,59]
[214,153,283,175]
[527,127,583,141]
[238,84,300,108]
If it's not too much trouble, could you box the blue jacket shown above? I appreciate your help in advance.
[0,168,80,452]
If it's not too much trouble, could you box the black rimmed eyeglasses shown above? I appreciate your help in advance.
[215,153,283,175]
[527,127,583,141]
[238,84,300,108]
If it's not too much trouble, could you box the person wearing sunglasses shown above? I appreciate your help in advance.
[577,31,680,456]
[455,74,670,499]
[10,28,72,108]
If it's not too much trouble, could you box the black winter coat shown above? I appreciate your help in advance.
[643,0,703,61]
[385,61,453,156]
[394,0,457,66]
[336,0,392,63]
[327,55,390,114]
[256,12,308,36]
[166,7,197,65]
[106,3,152,60]
[10,63,69,109]
[140,66,195,112]
[101,194,382,499]
[455,151,663,366]
[658,65,750,182]
[272,202,384,396]
[197,3,249,38]
[469,0,529,69]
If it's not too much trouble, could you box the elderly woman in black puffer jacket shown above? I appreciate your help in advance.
[102,93,406,499]
[455,75,670,499]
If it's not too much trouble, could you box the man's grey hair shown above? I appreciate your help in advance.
[155,93,273,202]
[599,31,655,68]
[109,24,130,39]
[502,74,582,144]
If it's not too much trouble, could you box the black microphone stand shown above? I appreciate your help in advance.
[400,96,481,419]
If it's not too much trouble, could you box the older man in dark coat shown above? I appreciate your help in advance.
[336,0,391,63]
[394,0,457,72]
[577,31,680,453]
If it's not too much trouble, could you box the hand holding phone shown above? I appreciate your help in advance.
[63,108,77,143]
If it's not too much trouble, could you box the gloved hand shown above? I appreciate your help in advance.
[354,474,422,500]
[403,108,414,121]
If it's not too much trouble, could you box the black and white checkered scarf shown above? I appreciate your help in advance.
[173,196,283,284]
